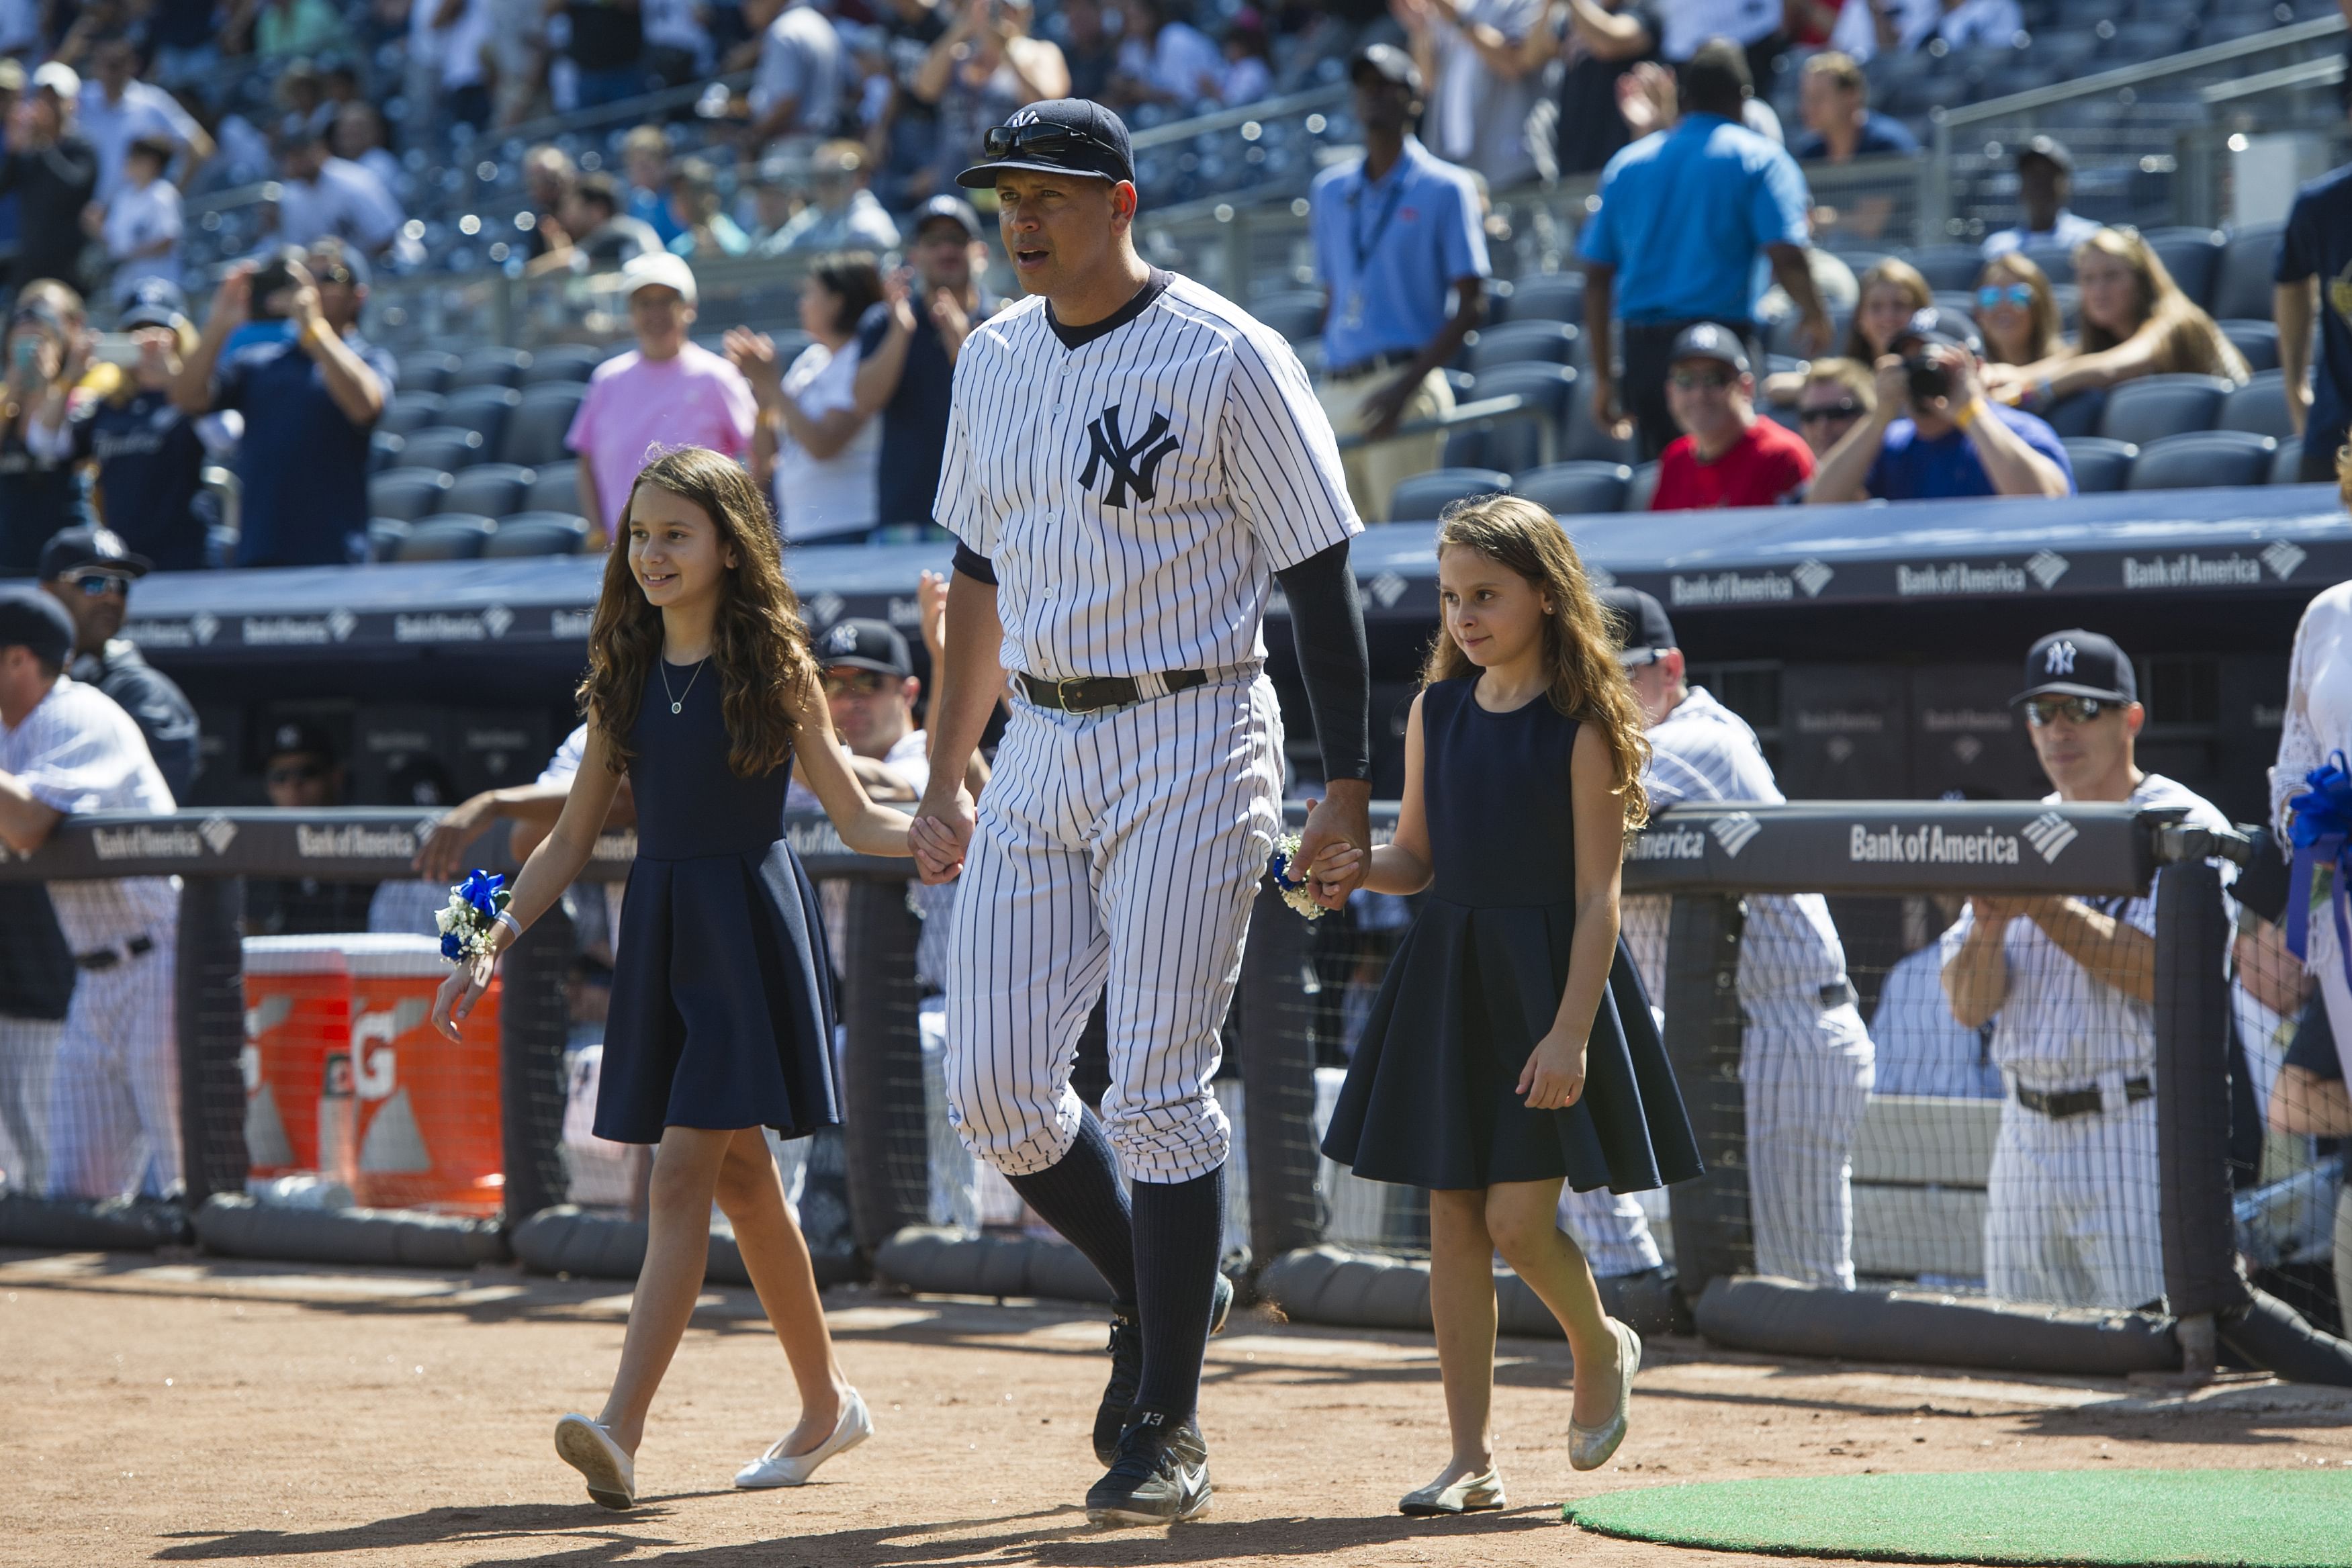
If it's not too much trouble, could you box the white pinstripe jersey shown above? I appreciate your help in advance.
[934,269,1361,681]
[1,675,178,952]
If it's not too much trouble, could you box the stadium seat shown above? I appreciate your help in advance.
[398,425,490,473]
[1468,361,1578,473]
[500,383,588,466]
[367,517,410,561]
[485,512,592,557]
[1442,426,1495,470]
[451,346,533,390]
[1467,319,1578,372]
[2219,320,2279,374]
[1388,467,1512,522]
[396,514,499,560]
[368,429,405,473]
[379,391,446,437]
[2061,436,2138,494]
[2126,430,2277,490]
[1512,461,1632,517]
[1623,461,1660,512]
[2273,436,2305,485]
[2042,387,2107,439]
[1250,289,1324,344]
[439,385,523,449]
[397,351,459,397]
[2141,228,2226,309]
[2212,222,2286,321]
[2220,371,2295,440]
[439,463,537,518]
[526,459,585,514]
[1909,244,1989,292]
[519,342,606,385]
[1496,271,1583,325]
[2097,373,2235,445]
[2020,240,2076,289]
[1559,375,1642,465]
[367,467,455,522]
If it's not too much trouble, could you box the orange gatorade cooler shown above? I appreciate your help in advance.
[241,938,353,1182]
[343,935,505,1213]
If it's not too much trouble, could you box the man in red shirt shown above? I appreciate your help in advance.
[1649,323,1814,511]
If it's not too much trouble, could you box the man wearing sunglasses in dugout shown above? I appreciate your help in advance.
[1942,629,2237,1309]
[35,526,197,801]
[246,718,375,937]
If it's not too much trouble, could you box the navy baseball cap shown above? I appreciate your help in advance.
[1350,43,1422,96]
[1894,306,1983,358]
[2013,629,2136,706]
[1600,587,1677,667]
[1668,322,1750,377]
[263,717,339,762]
[40,524,152,582]
[909,193,985,241]
[0,586,75,667]
[957,99,1135,189]
[817,618,911,676]
[119,277,190,334]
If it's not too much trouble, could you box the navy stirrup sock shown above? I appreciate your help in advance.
[1129,1162,1227,1422]
[1003,1107,1138,1306]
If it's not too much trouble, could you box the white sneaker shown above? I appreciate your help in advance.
[554,1414,635,1510]
[734,1388,872,1488]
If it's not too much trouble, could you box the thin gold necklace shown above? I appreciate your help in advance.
[658,655,706,715]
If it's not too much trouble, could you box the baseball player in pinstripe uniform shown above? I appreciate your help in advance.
[0,589,181,1201]
[908,99,1373,1526]
[1600,588,1876,1289]
[1944,631,2234,1309]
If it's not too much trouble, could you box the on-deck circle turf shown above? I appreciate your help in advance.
[1564,1469,2352,1566]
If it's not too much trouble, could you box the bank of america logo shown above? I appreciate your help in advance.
[328,608,357,642]
[807,592,845,626]
[1791,560,1833,598]
[1369,571,1408,608]
[199,815,239,856]
[2261,541,2307,581]
[483,604,513,639]
[1709,812,1761,857]
[2026,549,2069,589]
[2022,811,2077,863]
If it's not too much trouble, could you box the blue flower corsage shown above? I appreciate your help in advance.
[1269,831,1329,921]
[435,869,511,964]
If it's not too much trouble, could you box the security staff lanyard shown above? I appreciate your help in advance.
[1340,163,1410,331]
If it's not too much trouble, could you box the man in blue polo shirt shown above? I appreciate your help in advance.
[1807,307,2073,504]
[1310,43,1488,522]
[2277,158,2352,484]
[1578,38,1830,462]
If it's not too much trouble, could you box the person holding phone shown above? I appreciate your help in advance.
[55,286,209,571]
[1,283,94,575]
[1806,306,2073,504]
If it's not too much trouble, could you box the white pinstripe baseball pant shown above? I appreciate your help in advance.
[46,933,180,1201]
[945,676,1284,1184]
[1986,1083,2162,1309]
[1744,999,1875,1290]
[1556,1185,1664,1278]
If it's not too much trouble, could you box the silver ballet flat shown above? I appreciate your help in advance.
[1400,1467,1506,1516]
[1568,1318,1641,1472]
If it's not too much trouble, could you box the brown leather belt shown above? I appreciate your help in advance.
[1017,670,1208,714]
[2015,1075,2153,1119]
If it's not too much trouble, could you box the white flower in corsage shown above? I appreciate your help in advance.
[435,869,512,963]
[1268,831,1330,921]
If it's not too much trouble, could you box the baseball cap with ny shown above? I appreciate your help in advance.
[2012,629,2136,706]
[957,99,1135,189]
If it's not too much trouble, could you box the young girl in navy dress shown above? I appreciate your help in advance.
[1315,496,1701,1516]
[432,445,928,1510]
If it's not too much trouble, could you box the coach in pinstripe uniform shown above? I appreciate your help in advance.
[909,99,1374,1528]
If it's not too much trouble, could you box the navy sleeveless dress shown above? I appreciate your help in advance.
[592,659,841,1145]
[1321,677,1702,1192]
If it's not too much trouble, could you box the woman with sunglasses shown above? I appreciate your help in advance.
[1984,227,2248,411]
[1973,253,2065,370]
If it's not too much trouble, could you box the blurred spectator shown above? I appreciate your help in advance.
[149,0,224,89]
[1870,897,2002,1099]
[560,0,646,110]
[0,0,36,60]
[1114,0,1221,107]
[643,0,715,88]
[173,244,394,567]
[269,124,404,257]
[1,282,93,574]
[0,62,21,285]
[1921,0,2022,50]
[1944,629,2234,1309]
[2279,160,2352,483]
[913,0,1069,197]
[1985,228,2249,412]
[1392,0,1545,190]
[1061,0,1119,101]
[1980,136,2099,259]
[1975,251,2063,368]
[563,252,756,546]
[1792,51,1915,163]
[1657,0,1784,83]
[664,155,751,257]
[1,64,101,298]
[1763,257,1924,404]
[537,170,663,269]
[1216,10,1273,103]
[75,36,212,203]
[1310,44,1487,523]
[1649,322,1811,508]
[1825,0,1938,62]
[1794,355,1872,459]
[1549,0,1658,179]
[246,719,375,935]
[56,288,210,572]
[760,140,900,253]
[331,103,403,196]
[1808,306,2071,503]
[741,0,845,156]
[516,142,577,260]
[234,0,353,57]
[412,0,495,133]
[852,193,993,531]
[1578,40,1827,461]
[36,526,199,796]
[620,124,683,245]
[729,250,886,543]
[483,0,543,126]
[97,134,181,306]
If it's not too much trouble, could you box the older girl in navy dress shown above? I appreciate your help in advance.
[1315,496,1700,1515]
[432,446,927,1510]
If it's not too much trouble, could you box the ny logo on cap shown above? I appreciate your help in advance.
[825,622,860,654]
[1081,405,1180,508]
[2044,639,2076,676]
[1009,107,1040,128]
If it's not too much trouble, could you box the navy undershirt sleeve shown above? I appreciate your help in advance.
[951,540,998,586]
[1275,539,1372,784]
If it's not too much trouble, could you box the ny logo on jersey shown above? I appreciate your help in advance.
[1080,404,1181,507]
[2044,639,2077,676]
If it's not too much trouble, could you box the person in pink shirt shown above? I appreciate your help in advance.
[566,253,760,547]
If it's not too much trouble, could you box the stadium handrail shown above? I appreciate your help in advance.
[1932,12,2346,130]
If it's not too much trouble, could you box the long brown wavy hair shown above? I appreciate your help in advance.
[1419,496,1652,829]
[576,445,818,778]
[2072,227,2249,381]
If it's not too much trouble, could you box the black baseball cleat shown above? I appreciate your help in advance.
[1085,1409,1212,1527]
[1093,1273,1234,1465]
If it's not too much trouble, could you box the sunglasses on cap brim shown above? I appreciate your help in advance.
[981,123,1123,166]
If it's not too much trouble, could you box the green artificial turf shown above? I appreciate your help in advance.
[1564,1469,2352,1566]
